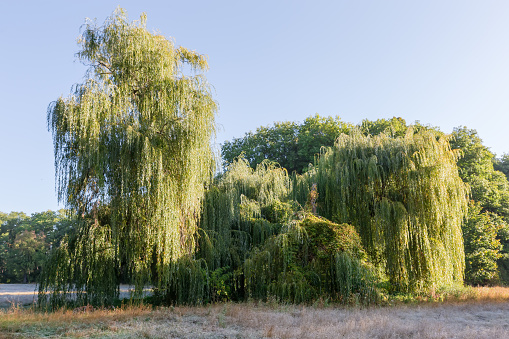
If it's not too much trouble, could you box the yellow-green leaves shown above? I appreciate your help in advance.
[42,8,216,307]
[314,130,469,292]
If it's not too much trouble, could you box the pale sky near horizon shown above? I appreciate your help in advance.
[1,1,509,214]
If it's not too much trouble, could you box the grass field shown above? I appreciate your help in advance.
[1,287,509,338]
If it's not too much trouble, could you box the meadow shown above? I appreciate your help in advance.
[3,9,509,339]
[2,287,509,338]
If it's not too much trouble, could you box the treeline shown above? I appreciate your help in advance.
[223,115,509,286]
[38,116,505,308]
[32,10,509,308]
[3,116,507,291]
[0,210,72,283]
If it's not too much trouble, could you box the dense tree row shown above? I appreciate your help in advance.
[0,211,72,283]
[225,117,509,286]
[10,118,505,289]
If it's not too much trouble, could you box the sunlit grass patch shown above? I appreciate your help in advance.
[379,285,509,305]
[0,304,153,338]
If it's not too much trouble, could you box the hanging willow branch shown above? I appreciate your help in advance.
[40,8,216,308]
[198,158,292,272]
[312,129,469,292]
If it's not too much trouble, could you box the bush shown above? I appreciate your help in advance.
[242,214,379,304]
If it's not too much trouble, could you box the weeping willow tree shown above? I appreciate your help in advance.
[198,159,293,278]
[198,158,378,304]
[40,8,216,308]
[313,129,469,292]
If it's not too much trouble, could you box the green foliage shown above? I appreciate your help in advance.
[11,230,47,283]
[221,115,443,175]
[35,8,509,305]
[41,8,216,308]
[450,127,509,217]
[311,130,468,292]
[296,115,353,172]
[39,219,118,308]
[449,127,509,284]
[222,121,300,173]
[332,252,379,304]
[451,127,496,180]
[493,153,509,180]
[302,214,366,262]
[199,158,299,302]
[0,210,72,284]
[151,258,209,306]
[463,201,503,285]
[209,267,232,302]
[261,200,297,224]
[359,117,442,138]
[199,158,378,304]
[242,214,379,304]
[198,158,291,274]
[359,117,410,138]
[221,114,352,173]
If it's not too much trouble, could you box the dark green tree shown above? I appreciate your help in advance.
[463,201,503,285]
[0,210,72,283]
[0,212,30,282]
[448,127,509,284]
[10,230,47,283]
[359,117,442,138]
[493,153,509,181]
[222,121,300,172]
[450,126,509,217]
[221,114,352,173]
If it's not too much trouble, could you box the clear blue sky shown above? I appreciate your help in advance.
[1,1,509,214]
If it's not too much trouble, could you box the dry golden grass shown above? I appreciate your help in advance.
[470,286,509,302]
[1,287,509,338]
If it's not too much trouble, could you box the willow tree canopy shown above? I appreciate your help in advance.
[314,129,469,291]
[41,8,216,307]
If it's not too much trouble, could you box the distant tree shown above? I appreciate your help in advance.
[494,153,509,180]
[0,210,72,283]
[463,201,503,285]
[221,114,352,173]
[0,212,30,282]
[222,121,299,172]
[449,127,509,217]
[359,117,443,138]
[10,230,47,283]
[296,115,353,171]
[449,126,509,284]
[222,116,444,174]
[29,210,73,250]
[359,117,409,137]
